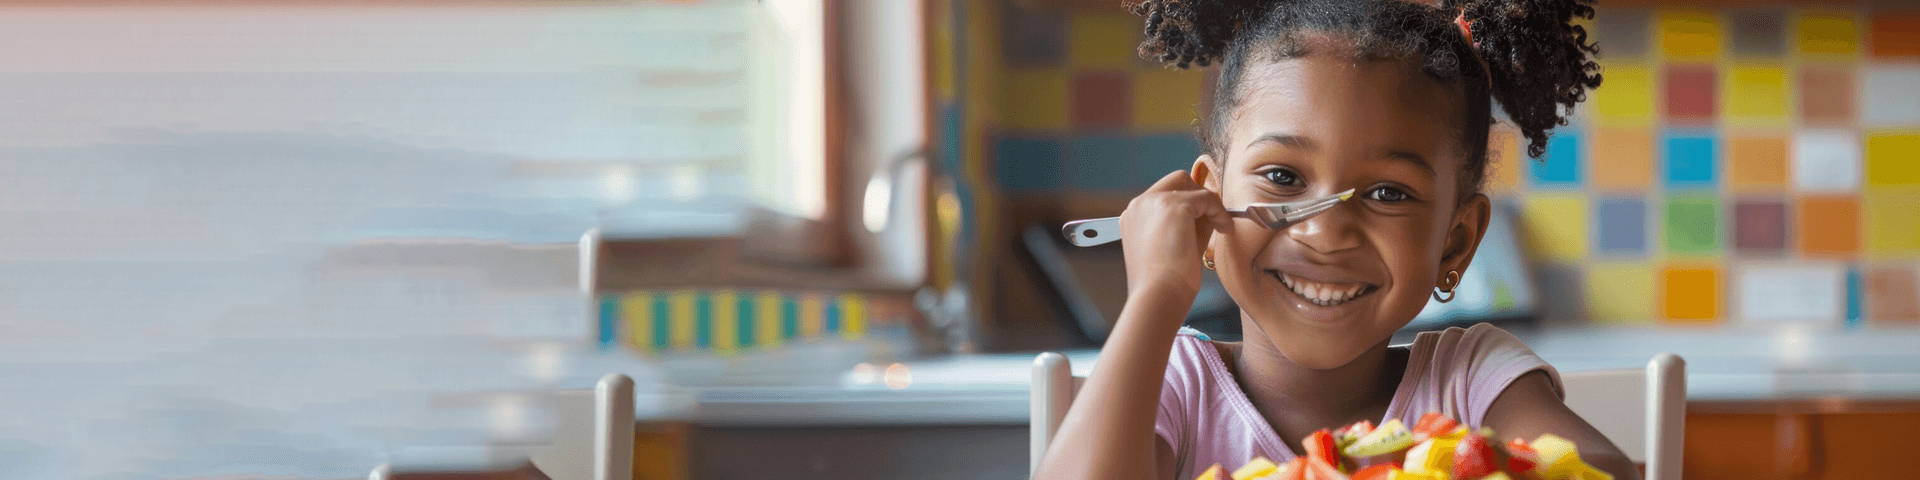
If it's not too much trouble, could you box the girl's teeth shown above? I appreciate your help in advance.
[1279,272,1368,306]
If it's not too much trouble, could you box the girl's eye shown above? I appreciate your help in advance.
[1368,187,1410,202]
[1263,169,1302,187]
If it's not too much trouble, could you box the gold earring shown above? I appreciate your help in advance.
[1203,249,1216,270]
[1432,270,1460,303]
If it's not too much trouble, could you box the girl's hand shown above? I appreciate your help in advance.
[1120,170,1234,302]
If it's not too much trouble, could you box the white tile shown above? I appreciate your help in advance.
[1792,129,1862,192]
[1861,65,1920,126]
[1736,264,1845,325]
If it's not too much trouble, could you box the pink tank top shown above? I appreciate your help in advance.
[1153,323,1562,478]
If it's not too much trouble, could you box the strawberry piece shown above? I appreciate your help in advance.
[1504,438,1540,474]
[1336,420,1376,439]
[1305,429,1339,463]
[1275,458,1307,480]
[1411,413,1458,441]
[1451,433,1496,479]
[1349,465,1395,480]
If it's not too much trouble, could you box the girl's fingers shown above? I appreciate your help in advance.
[1169,189,1232,232]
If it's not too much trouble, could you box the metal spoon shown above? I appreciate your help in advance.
[1061,189,1355,247]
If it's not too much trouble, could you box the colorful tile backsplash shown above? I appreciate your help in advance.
[940,1,1920,327]
[597,290,875,355]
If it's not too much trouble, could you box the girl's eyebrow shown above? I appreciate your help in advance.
[1383,149,1437,177]
[1246,132,1313,151]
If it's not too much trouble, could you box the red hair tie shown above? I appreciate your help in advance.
[1455,8,1492,89]
[1453,9,1477,48]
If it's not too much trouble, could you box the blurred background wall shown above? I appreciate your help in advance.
[923,0,1920,348]
[0,3,786,479]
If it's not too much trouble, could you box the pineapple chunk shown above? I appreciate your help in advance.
[1232,457,1280,480]
[1196,464,1226,480]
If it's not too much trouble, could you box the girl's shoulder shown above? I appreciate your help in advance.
[1397,322,1563,426]
[1408,322,1530,352]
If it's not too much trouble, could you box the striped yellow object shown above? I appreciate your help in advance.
[838,294,867,339]
[668,290,696,350]
[620,292,654,353]
[755,291,783,348]
[711,290,738,355]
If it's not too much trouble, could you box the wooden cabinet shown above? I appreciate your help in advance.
[1684,400,1920,480]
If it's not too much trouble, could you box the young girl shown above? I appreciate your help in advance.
[1033,0,1630,479]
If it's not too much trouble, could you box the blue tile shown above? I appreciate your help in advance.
[598,295,618,351]
[694,293,712,348]
[995,135,1064,190]
[1595,197,1648,255]
[1530,132,1584,187]
[1067,135,1135,190]
[824,300,841,334]
[1663,133,1719,187]
[736,294,756,348]
[780,296,798,340]
[1136,133,1202,187]
[1847,269,1864,329]
[651,296,670,350]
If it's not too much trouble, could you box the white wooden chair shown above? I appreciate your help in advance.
[370,372,635,480]
[1030,352,1686,480]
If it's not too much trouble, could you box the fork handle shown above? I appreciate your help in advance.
[1061,217,1122,247]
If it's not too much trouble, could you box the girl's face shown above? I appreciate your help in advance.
[1197,53,1490,370]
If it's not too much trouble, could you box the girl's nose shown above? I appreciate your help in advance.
[1285,199,1361,254]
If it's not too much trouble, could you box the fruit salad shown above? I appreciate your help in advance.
[1192,412,1612,480]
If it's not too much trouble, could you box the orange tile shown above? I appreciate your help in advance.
[1662,267,1721,323]
[1590,127,1655,189]
[1797,195,1860,256]
[1727,133,1789,190]
[1867,267,1920,325]
[1869,13,1920,58]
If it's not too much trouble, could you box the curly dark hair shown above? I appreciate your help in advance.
[1128,0,1602,199]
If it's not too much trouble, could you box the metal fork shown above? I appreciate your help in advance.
[1061,189,1354,247]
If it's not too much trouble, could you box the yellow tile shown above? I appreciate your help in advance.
[1866,131,1920,186]
[1132,67,1206,131]
[1522,194,1590,262]
[1721,65,1790,125]
[932,7,956,101]
[709,290,737,354]
[1659,11,1723,59]
[620,292,654,352]
[1485,126,1524,193]
[1588,264,1655,324]
[1866,187,1920,255]
[753,291,783,348]
[999,68,1069,132]
[1796,10,1860,58]
[1593,65,1655,126]
[1068,14,1140,68]
[667,290,696,349]
[838,294,867,339]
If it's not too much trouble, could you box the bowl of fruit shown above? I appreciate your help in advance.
[1195,412,1612,480]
